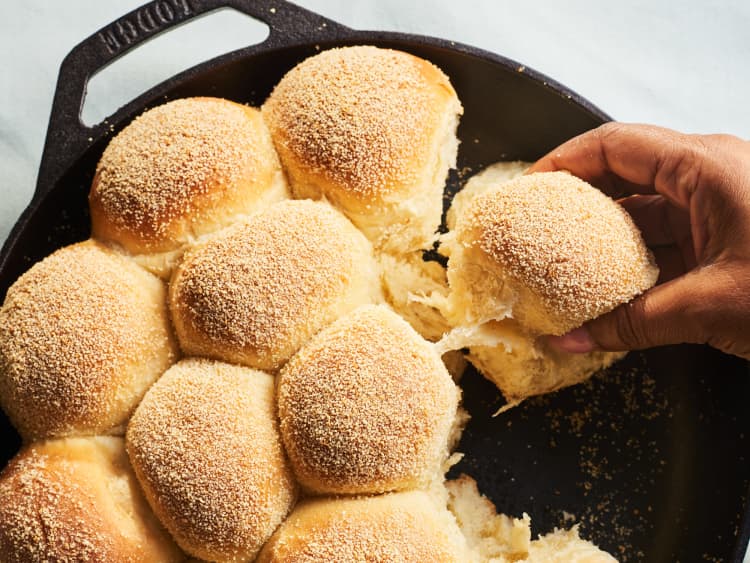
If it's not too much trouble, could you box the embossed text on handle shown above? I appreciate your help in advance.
[98,0,195,55]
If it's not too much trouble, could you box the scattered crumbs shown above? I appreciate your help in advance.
[269,7,276,13]
[527,353,671,562]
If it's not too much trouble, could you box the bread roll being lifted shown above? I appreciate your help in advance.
[263,46,462,252]
[90,97,289,277]
[438,170,658,403]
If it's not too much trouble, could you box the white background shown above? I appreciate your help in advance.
[0,0,749,559]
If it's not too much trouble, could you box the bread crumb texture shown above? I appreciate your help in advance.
[263,45,460,202]
[256,491,470,562]
[0,240,176,440]
[278,305,459,494]
[169,199,380,370]
[0,436,181,562]
[460,171,658,334]
[91,97,284,252]
[126,358,297,562]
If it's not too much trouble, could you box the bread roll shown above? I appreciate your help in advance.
[263,46,462,252]
[278,305,459,495]
[444,160,529,232]
[0,436,181,562]
[256,491,471,562]
[169,200,381,371]
[437,170,657,403]
[0,240,177,441]
[126,358,297,562]
[90,97,289,277]
[445,171,658,335]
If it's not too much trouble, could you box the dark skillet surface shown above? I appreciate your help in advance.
[0,32,748,563]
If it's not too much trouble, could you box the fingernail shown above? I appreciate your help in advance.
[545,326,597,354]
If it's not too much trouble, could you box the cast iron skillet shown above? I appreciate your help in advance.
[1,1,748,561]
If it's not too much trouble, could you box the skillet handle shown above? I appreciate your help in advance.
[35,0,346,201]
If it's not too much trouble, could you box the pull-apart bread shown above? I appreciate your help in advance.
[0,45,639,562]
[90,97,289,277]
[438,169,658,404]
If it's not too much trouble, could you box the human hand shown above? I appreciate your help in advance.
[529,123,750,360]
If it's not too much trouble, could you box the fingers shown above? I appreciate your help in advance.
[650,246,690,283]
[547,269,712,353]
[617,195,682,246]
[616,194,696,274]
[528,123,710,208]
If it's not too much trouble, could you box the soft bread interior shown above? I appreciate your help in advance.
[447,475,617,562]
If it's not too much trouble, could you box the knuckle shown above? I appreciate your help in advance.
[612,300,649,349]
[595,121,626,144]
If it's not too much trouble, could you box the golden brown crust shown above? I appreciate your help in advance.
[277,305,459,494]
[256,491,470,563]
[263,46,458,202]
[459,171,658,334]
[90,97,288,257]
[169,200,381,370]
[0,240,177,441]
[0,437,181,563]
[263,46,462,252]
[126,359,297,562]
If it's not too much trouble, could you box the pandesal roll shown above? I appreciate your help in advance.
[256,490,472,562]
[0,436,182,562]
[263,45,463,252]
[439,170,658,403]
[278,305,460,495]
[0,240,177,441]
[126,358,297,562]
[169,199,381,371]
[89,97,289,277]
[444,171,658,335]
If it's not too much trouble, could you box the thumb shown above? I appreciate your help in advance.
[547,270,711,353]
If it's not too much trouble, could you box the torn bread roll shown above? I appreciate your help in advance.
[89,97,289,277]
[169,200,382,371]
[126,359,297,562]
[438,170,658,403]
[263,45,462,252]
[277,305,460,495]
[0,437,181,562]
[0,240,177,441]
[446,475,617,562]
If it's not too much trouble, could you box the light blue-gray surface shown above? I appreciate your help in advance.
[0,1,749,559]
[1,1,749,247]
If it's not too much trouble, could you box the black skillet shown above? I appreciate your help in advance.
[1,1,748,561]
